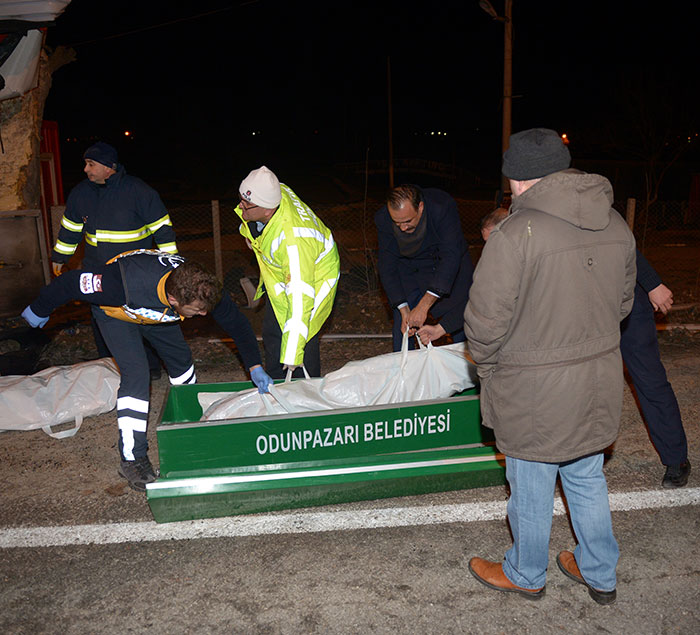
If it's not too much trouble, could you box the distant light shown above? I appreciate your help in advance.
[124,130,131,137]
[561,133,570,145]
[431,131,435,136]
[252,131,256,136]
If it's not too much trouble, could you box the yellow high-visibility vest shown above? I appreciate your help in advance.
[236,184,340,366]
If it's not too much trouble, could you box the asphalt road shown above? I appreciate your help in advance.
[1,338,698,634]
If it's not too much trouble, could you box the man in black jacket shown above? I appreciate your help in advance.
[22,250,271,492]
[375,184,474,350]
[52,141,177,379]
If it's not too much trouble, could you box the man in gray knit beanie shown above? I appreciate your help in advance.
[502,127,571,183]
[464,128,637,604]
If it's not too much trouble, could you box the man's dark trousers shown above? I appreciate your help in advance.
[620,284,688,466]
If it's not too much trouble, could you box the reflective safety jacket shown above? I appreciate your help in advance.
[235,184,340,367]
[30,249,263,370]
[101,250,185,324]
[52,166,177,268]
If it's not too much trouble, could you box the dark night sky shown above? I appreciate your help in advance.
[40,0,700,197]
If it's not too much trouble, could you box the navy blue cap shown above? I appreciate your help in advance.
[83,142,118,170]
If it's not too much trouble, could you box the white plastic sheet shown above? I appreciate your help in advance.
[0,29,43,101]
[0,358,120,438]
[199,336,477,421]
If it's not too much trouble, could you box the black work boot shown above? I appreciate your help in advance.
[118,455,158,492]
[662,460,691,489]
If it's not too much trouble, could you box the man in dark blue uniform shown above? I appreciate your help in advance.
[375,184,474,350]
[51,141,178,380]
[22,250,272,492]
[622,250,691,488]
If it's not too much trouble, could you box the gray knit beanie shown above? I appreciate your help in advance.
[502,128,571,180]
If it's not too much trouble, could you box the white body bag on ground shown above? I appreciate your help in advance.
[199,336,478,421]
[0,359,120,438]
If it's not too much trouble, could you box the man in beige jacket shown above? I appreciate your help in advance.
[464,128,636,604]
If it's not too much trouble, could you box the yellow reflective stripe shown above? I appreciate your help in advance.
[98,227,151,240]
[157,241,178,253]
[60,217,83,232]
[54,240,78,255]
[146,215,173,232]
[88,227,152,243]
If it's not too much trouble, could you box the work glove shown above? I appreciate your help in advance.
[52,262,64,277]
[250,365,272,394]
[21,306,49,328]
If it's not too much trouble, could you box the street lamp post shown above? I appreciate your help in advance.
[479,0,513,199]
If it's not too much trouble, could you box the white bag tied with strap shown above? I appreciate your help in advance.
[199,334,477,421]
[0,358,121,438]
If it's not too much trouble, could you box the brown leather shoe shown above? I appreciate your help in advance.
[468,557,545,600]
[556,550,616,605]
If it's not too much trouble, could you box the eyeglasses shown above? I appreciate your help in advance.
[239,196,259,212]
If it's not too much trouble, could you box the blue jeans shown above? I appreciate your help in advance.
[502,454,619,591]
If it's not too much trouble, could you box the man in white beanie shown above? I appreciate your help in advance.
[235,166,340,378]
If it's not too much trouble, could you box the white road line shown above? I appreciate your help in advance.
[1,488,698,549]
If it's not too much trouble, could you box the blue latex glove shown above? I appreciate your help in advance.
[21,306,49,328]
[250,365,272,394]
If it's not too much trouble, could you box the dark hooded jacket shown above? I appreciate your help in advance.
[464,170,637,462]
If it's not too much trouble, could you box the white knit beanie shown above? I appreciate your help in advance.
[239,166,282,209]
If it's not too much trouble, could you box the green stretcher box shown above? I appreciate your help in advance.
[147,381,505,523]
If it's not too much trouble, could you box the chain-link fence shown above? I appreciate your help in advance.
[614,199,700,304]
[163,196,699,309]
[165,197,496,307]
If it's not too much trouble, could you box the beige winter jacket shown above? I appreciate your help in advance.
[464,170,637,462]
